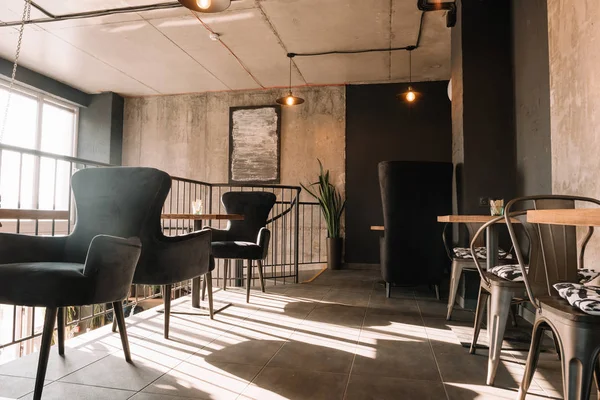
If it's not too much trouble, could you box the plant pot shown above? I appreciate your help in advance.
[327,237,343,270]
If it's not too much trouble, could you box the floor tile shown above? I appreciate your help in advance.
[129,393,201,400]
[267,339,355,373]
[200,336,286,367]
[142,359,260,400]
[345,374,448,400]
[352,339,441,382]
[304,304,367,328]
[0,375,50,399]
[320,290,371,307]
[18,381,134,400]
[0,348,108,381]
[58,352,170,391]
[240,366,348,400]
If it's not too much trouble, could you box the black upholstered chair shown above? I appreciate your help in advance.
[203,191,276,303]
[112,171,214,339]
[378,161,452,298]
[0,167,173,400]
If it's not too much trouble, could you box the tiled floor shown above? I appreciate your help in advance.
[0,267,571,399]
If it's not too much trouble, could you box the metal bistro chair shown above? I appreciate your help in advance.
[203,191,276,303]
[509,196,600,400]
[469,195,600,388]
[443,222,514,320]
[0,167,171,400]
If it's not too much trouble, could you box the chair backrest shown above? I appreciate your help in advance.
[221,191,277,243]
[378,161,452,285]
[506,195,600,307]
[65,167,171,263]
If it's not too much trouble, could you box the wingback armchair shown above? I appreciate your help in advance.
[203,191,276,303]
[0,166,172,400]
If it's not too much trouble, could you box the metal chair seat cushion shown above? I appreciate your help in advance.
[452,246,513,260]
[553,282,600,316]
[489,264,529,282]
[577,268,600,283]
[211,241,263,260]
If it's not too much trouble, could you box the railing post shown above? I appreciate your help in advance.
[294,189,300,283]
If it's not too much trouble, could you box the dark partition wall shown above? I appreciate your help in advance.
[345,82,452,264]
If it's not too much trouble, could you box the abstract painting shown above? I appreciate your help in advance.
[229,105,281,184]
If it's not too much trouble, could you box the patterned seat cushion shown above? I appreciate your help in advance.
[578,268,600,284]
[553,282,600,316]
[453,247,513,260]
[489,264,528,282]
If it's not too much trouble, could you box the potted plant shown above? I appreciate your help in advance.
[301,160,346,270]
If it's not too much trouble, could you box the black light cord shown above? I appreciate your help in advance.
[288,12,424,59]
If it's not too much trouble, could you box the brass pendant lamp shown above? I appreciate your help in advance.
[178,0,231,13]
[398,48,417,103]
[276,54,305,106]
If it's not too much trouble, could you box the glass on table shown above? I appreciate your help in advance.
[192,199,203,215]
[490,199,504,216]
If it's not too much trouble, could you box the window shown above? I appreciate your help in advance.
[0,83,78,211]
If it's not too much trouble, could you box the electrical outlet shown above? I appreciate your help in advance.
[479,197,489,207]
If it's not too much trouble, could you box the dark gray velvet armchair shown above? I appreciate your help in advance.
[203,191,276,303]
[0,167,173,400]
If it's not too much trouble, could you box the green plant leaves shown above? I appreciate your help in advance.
[300,159,346,238]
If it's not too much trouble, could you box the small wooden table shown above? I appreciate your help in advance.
[0,209,71,229]
[161,213,244,231]
[370,225,384,231]
[437,214,508,271]
[527,209,600,227]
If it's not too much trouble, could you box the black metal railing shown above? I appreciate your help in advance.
[0,143,326,364]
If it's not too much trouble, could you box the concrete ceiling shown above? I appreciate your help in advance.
[0,0,451,96]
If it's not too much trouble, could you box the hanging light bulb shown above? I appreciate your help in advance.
[398,47,418,103]
[405,87,416,102]
[196,0,211,9]
[178,0,230,12]
[276,55,305,106]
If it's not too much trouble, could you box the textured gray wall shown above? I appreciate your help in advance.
[547,0,600,262]
[512,0,552,196]
[122,86,346,198]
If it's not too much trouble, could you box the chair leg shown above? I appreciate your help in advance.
[206,271,214,319]
[246,259,252,303]
[257,259,266,293]
[517,321,546,400]
[510,304,519,327]
[561,336,596,400]
[223,259,229,291]
[470,286,489,354]
[594,358,600,399]
[434,285,440,300]
[486,285,513,386]
[112,301,132,363]
[385,282,391,298]
[447,262,463,320]
[33,307,58,400]
[57,307,65,356]
[201,275,207,301]
[112,306,118,333]
[163,284,172,339]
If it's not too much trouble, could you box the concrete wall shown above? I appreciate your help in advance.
[512,0,552,196]
[547,0,600,261]
[78,92,125,165]
[122,86,346,196]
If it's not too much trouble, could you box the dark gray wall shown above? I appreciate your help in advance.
[0,57,90,107]
[345,82,452,264]
[452,0,517,215]
[78,92,124,165]
[512,0,552,196]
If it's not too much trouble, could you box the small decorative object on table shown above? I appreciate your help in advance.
[490,199,504,216]
[302,160,346,270]
[192,199,203,215]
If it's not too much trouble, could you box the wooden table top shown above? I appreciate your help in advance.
[527,209,600,227]
[0,209,70,220]
[437,215,510,223]
[161,213,244,221]
[370,226,384,231]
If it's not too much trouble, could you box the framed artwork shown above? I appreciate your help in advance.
[229,105,281,184]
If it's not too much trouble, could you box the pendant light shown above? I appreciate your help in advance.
[178,0,231,13]
[398,48,417,103]
[276,54,305,106]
